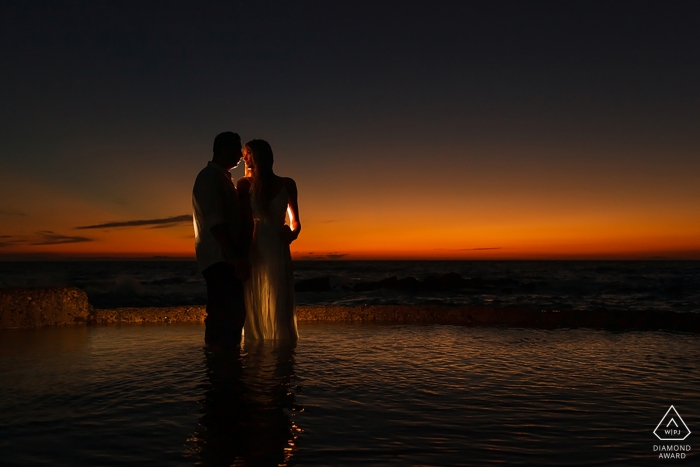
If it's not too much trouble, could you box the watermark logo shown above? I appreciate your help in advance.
[654,405,691,441]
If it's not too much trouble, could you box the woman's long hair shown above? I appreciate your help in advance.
[245,139,276,215]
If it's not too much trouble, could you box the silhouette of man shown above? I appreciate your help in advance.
[192,132,249,347]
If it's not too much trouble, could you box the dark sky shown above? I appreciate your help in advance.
[1,1,699,258]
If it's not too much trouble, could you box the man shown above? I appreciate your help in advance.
[192,132,250,347]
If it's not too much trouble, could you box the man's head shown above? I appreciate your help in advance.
[212,132,242,170]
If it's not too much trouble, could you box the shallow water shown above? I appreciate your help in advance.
[0,323,698,466]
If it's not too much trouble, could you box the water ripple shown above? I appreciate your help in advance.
[0,324,698,466]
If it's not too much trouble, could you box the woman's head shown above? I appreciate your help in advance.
[243,139,274,177]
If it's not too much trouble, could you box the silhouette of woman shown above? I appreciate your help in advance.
[237,140,301,341]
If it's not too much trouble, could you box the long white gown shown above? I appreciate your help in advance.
[244,186,298,341]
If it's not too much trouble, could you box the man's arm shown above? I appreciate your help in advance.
[194,172,248,278]
[210,223,249,281]
[209,223,242,261]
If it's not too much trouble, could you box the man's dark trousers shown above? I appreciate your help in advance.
[202,261,246,346]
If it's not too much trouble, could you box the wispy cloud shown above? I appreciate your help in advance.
[75,214,192,230]
[0,235,27,247]
[31,231,93,245]
[302,252,348,259]
[0,209,27,216]
[435,247,502,251]
[149,221,191,230]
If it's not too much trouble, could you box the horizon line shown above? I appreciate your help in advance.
[0,255,698,262]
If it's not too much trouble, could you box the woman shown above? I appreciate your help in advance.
[237,139,301,340]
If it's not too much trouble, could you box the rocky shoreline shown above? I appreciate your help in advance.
[0,287,91,329]
[1,287,699,332]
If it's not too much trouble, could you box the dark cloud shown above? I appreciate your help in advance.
[302,252,347,259]
[0,235,27,247]
[149,221,192,230]
[434,247,502,251]
[31,231,93,245]
[75,215,192,230]
[0,209,27,216]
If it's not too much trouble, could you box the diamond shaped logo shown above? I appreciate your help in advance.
[654,406,691,441]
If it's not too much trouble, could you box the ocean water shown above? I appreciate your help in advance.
[0,323,697,466]
[0,260,698,313]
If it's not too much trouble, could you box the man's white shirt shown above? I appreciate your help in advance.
[192,161,242,272]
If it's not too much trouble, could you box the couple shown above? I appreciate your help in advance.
[192,132,301,347]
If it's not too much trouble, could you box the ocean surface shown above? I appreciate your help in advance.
[0,260,698,312]
[1,323,698,466]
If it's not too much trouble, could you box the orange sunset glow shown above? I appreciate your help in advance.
[2,139,698,260]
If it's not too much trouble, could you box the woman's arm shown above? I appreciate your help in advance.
[284,178,301,243]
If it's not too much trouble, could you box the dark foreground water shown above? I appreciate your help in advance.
[0,323,698,466]
[0,260,698,312]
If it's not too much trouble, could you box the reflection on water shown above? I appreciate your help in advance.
[186,341,302,466]
[0,323,698,466]
[0,325,88,360]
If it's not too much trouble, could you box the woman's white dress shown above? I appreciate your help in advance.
[244,186,298,341]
